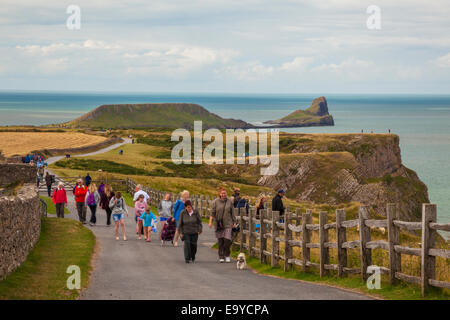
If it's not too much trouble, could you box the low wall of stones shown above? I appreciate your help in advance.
[0,184,41,280]
[0,163,37,186]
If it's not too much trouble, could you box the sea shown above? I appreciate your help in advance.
[1,91,449,227]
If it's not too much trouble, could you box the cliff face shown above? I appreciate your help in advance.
[257,133,429,221]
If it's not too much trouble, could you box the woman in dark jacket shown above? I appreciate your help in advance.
[178,200,202,263]
[100,184,115,226]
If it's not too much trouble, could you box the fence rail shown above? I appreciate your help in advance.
[125,178,449,297]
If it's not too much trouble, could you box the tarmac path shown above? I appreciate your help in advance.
[42,138,372,300]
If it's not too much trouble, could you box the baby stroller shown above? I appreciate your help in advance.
[160,217,177,245]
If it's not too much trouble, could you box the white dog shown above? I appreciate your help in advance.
[236,253,247,270]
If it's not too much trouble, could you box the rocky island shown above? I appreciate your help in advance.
[64,103,253,130]
[264,96,334,127]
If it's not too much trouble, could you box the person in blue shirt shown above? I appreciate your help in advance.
[172,190,189,247]
[140,206,158,242]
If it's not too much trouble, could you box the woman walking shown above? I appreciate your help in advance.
[173,190,189,247]
[209,187,236,263]
[85,183,101,226]
[158,193,173,239]
[135,194,147,240]
[52,182,67,218]
[100,184,115,226]
[109,191,129,241]
[178,200,202,263]
[74,179,88,224]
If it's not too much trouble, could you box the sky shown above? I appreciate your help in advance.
[1,0,450,94]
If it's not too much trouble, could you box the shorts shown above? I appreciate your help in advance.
[175,219,179,228]
[135,215,140,223]
[160,217,168,222]
[113,213,124,222]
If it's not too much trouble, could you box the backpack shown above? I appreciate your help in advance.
[87,192,96,206]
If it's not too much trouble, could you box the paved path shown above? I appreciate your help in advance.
[45,138,132,165]
[46,195,369,300]
[43,138,372,300]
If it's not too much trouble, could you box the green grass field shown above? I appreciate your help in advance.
[229,248,449,300]
[0,218,95,300]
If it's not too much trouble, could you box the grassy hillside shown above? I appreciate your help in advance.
[64,103,252,130]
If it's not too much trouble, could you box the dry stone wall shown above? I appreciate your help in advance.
[0,184,41,280]
[0,163,37,186]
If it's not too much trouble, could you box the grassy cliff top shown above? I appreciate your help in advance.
[64,103,253,130]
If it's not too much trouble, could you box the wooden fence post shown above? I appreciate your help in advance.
[302,210,312,272]
[359,206,372,281]
[387,203,401,285]
[336,209,347,277]
[260,209,267,264]
[271,210,280,268]
[319,211,329,277]
[421,204,437,297]
[249,207,255,258]
[284,211,292,272]
[232,208,239,252]
[240,206,246,253]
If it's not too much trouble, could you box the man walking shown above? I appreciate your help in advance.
[45,171,53,197]
[84,173,92,187]
[272,189,285,221]
[52,182,67,218]
[232,187,241,208]
[133,184,150,203]
[74,179,88,223]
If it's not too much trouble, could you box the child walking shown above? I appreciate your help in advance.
[140,206,158,242]
[135,194,146,240]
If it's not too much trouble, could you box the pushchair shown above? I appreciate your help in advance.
[160,217,177,245]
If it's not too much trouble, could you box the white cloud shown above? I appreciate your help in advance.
[434,53,450,68]
[280,57,314,71]
[1,1,450,92]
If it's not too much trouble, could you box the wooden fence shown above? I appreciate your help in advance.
[234,204,450,297]
[125,178,449,297]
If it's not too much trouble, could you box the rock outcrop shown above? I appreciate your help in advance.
[264,96,334,127]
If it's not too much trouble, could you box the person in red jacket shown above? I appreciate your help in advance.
[74,178,88,223]
[52,182,67,218]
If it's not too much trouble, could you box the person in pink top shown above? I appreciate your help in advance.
[52,182,67,218]
[134,194,147,240]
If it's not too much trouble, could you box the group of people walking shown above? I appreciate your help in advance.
[50,173,287,265]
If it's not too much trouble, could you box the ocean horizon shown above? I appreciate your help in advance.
[1,91,449,227]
